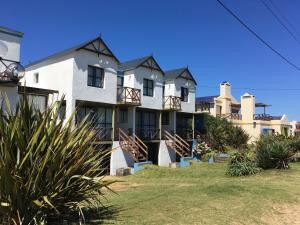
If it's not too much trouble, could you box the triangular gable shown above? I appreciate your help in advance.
[177,68,197,85]
[76,37,119,63]
[139,56,164,75]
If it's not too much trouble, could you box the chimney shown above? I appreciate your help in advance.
[220,81,231,114]
[241,93,255,122]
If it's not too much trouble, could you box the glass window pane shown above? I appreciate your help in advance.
[106,108,112,123]
[149,80,153,88]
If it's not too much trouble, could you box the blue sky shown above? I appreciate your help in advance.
[1,0,300,120]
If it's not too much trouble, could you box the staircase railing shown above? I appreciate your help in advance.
[164,130,190,157]
[118,128,148,162]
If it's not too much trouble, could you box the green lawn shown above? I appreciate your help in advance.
[104,162,300,225]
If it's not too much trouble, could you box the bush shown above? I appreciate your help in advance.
[256,135,294,169]
[0,97,114,224]
[226,151,261,176]
[197,115,249,151]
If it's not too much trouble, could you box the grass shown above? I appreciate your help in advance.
[103,162,300,225]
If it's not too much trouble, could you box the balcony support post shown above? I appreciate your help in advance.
[192,114,195,139]
[112,106,116,141]
[132,106,136,135]
[159,111,162,139]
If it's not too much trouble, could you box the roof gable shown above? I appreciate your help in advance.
[165,67,197,85]
[118,56,164,74]
[76,37,119,63]
[26,36,119,68]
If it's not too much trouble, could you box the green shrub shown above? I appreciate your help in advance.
[197,115,249,151]
[256,135,294,169]
[0,96,114,224]
[226,151,261,176]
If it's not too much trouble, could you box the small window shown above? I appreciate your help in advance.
[58,101,66,120]
[181,87,189,102]
[34,73,39,83]
[87,65,104,88]
[143,79,153,97]
[162,112,169,125]
[118,108,128,123]
[117,76,124,88]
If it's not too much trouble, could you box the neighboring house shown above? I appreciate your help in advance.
[290,121,300,137]
[0,26,24,109]
[0,25,56,111]
[196,82,291,143]
[23,37,198,175]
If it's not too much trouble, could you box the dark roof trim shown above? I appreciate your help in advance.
[0,26,23,38]
[177,67,197,85]
[165,67,197,85]
[26,36,119,68]
[18,86,58,95]
[75,37,120,63]
[118,55,165,75]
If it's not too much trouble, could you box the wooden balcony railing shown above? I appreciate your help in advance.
[135,128,160,140]
[163,96,181,111]
[117,87,141,105]
[164,130,190,157]
[220,113,242,120]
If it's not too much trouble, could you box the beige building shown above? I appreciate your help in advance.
[196,82,290,143]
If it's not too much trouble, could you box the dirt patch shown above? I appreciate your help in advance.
[261,202,300,225]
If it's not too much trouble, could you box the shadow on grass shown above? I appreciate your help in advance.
[46,204,124,224]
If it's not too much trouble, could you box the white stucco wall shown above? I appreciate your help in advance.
[72,51,118,105]
[0,32,22,73]
[175,78,196,113]
[158,140,176,166]
[134,67,164,110]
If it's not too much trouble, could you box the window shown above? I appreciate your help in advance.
[143,79,153,96]
[34,73,39,83]
[118,108,128,123]
[58,101,66,120]
[181,87,189,102]
[162,112,169,125]
[87,65,104,88]
[19,94,47,112]
[117,76,124,88]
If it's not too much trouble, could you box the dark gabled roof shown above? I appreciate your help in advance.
[118,55,164,75]
[0,26,23,37]
[25,36,119,68]
[196,95,218,104]
[164,67,197,85]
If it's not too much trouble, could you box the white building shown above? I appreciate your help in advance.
[23,37,198,175]
[0,26,24,109]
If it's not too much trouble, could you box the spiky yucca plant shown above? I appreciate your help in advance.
[0,96,114,224]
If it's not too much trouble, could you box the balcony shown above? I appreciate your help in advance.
[253,114,274,121]
[117,87,141,106]
[135,128,160,140]
[163,96,181,111]
[220,113,242,120]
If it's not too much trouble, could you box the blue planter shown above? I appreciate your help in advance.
[208,156,215,164]
[133,161,152,173]
[180,157,194,168]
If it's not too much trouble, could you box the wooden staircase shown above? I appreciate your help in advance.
[164,130,190,157]
[118,128,148,162]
